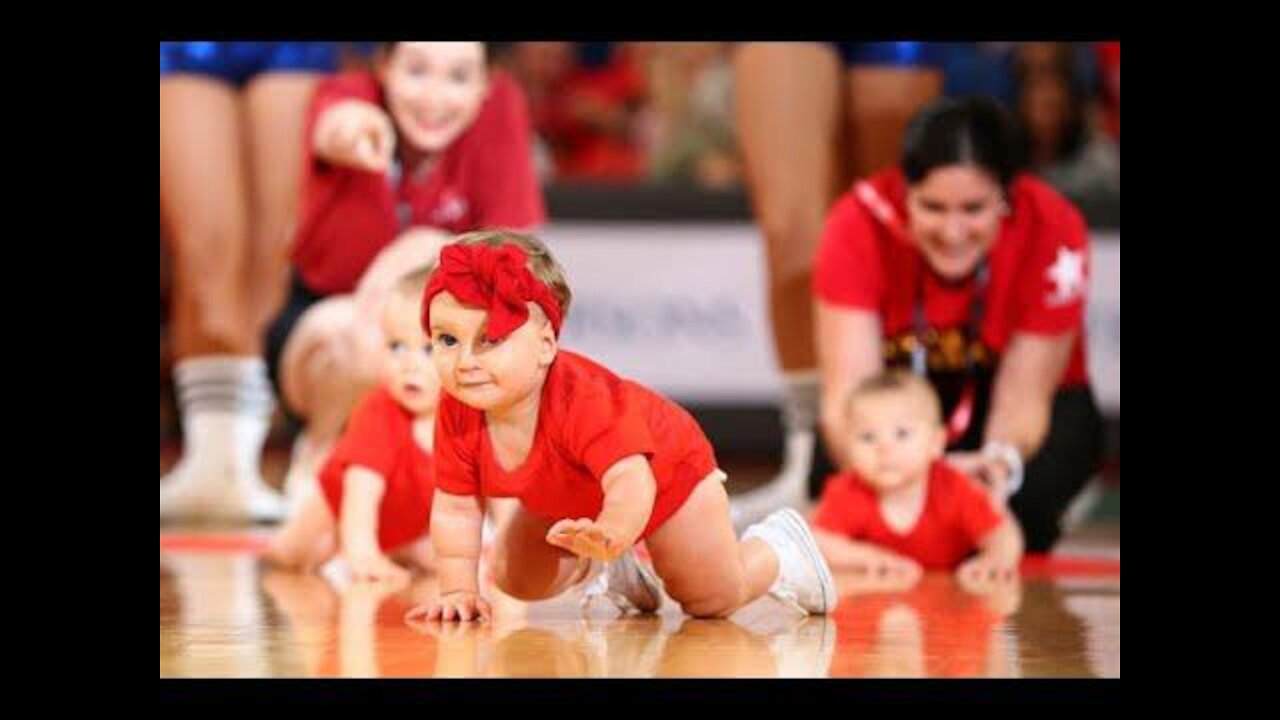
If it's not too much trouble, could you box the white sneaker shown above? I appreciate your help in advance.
[160,459,285,523]
[580,549,664,615]
[742,508,837,615]
[729,431,814,533]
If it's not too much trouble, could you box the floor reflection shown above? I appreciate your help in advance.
[160,547,1118,678]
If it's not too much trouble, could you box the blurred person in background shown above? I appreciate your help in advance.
[644,42,741,189]
[730,42,945,529]
[503,42,649,182]
[160,41,344,521]
[1013,49,1120,207]
[492,42,573,181]
[811,97,1103,552]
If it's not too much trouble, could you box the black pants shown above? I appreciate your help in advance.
[263,273,327,423]
[1005,387,1106,552]
[808,385,1105,553]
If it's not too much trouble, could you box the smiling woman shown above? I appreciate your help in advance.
[808,97,1104,553]
[261,42,548,509]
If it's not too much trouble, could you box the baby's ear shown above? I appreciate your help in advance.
[538,321,559,368]
[528,302,558,367]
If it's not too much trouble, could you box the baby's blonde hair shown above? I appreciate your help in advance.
[846,370,943,426]
[392,261,438,300]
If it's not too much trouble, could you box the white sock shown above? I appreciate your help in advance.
[729,373,821,530]
[778,370,820,436]
[776,371,820,492]
[172,355,274,479]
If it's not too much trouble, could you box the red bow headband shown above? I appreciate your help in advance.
[421,243,564,342]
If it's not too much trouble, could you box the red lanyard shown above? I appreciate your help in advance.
[854,179,991,445]
[913,262,988,446]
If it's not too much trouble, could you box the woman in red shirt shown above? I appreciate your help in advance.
[812,97,1104,552]
[263,42,546,506]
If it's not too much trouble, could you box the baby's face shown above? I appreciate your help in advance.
[845,390,946,493]
[380,291,442,416]
[426,291,557,415]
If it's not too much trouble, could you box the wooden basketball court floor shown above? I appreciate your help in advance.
[161,442,1118,679]
[160,523,1118,679]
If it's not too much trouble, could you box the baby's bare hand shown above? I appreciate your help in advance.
[404,591,492,624]
[546,518,626,562]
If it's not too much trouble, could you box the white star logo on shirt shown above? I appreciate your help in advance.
[1046,247,1086,306]
[433,194,468,225]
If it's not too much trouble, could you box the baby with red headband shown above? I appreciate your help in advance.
[266,265,441,584]
[404,230,838,622]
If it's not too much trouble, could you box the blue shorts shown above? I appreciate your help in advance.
[831,42,943,68]
[159,42,341,86]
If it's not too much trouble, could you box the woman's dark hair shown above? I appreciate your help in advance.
[901,96,1023,189]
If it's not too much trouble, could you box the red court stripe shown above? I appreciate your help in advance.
[160,532,273,553]
[1020,553,1121,577]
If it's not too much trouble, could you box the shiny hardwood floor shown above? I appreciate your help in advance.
[160,524,1119,678]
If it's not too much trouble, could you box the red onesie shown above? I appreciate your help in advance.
[319,385,435,552]
[813,460,1003,570]
[433,350,719,541]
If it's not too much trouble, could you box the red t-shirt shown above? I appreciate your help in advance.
[1096,42,1120,141]
[291,69,547,295]
[319,385,435,552]
[812,460,1003,570]
[432,350,718,541]
[814,168,1091,387]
